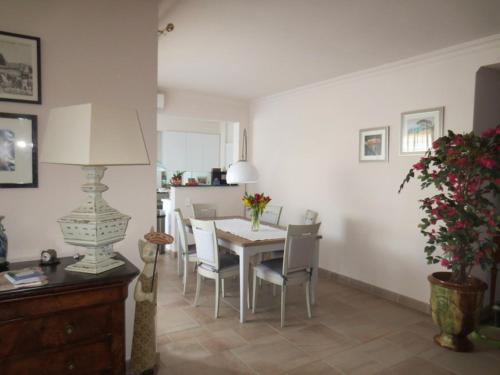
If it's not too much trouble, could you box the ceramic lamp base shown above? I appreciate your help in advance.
[66,255,124,274]
[65,245,124,274]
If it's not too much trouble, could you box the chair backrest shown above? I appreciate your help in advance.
[190,218,219,270]
[304,209,318,225]
[282,223,321,277]
[174,209,189,256]
[260,205,283,225]
[191,203,217,219]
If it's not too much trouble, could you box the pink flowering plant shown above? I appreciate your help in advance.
[399,125,499,284]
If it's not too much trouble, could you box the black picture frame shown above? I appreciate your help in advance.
[0,31,41,104]
[0,112,38,188]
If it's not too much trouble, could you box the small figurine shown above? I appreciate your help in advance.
[130,228,173,375]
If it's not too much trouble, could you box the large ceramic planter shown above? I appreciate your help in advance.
[428,272,487,352]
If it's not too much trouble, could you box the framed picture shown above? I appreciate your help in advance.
[359,126,389,162]
[0,31,41,104]
[400,107,444,155]
[0,112,38,188]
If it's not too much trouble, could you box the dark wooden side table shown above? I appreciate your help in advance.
[0,253,139,375]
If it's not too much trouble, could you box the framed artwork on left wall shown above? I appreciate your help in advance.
[0,112,38,188]
[0,31,41,104]
[359,126,389,162]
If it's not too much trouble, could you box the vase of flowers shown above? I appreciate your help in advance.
[399,126,499,352]
[242,192,271,231]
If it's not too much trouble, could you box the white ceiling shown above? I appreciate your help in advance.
[158,0,500,99]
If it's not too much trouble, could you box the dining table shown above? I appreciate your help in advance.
[184,216,321,323]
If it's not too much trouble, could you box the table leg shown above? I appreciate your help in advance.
[239,252,249,323]
[311,239,319,305]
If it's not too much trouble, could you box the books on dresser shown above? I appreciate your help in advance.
[3,267,47,287]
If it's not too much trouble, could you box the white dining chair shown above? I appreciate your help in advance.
[260,205,283,225]
[190,218,240,318]
[304,209,319,225]
[191,203,217,219]
[252,223,321,328]
[174,209,198,295]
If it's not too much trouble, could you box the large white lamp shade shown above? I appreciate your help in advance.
[226,160,258,184]
[226,128,258,184]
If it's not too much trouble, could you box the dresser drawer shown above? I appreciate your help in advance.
[0,339,112,375]
[0,304,111,358]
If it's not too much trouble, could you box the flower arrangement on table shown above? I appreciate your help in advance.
[398,125,499,351]
[242,192,271,231]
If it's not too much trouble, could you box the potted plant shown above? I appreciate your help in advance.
[399,125,499,352]
[170,171,185,186]
[242,192,271,231]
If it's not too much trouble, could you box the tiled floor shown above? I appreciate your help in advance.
[155,255,500,375]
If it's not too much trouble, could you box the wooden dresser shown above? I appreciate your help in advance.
[0,253,139,375]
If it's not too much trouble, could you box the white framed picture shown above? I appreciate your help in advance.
[400,107,444,155]
[359,126,389,162]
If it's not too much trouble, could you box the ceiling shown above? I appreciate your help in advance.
[158,0,500,99]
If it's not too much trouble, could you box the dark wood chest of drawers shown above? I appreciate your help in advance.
[0,253,139,375]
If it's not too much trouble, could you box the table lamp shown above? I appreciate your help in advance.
[40,103,150,274]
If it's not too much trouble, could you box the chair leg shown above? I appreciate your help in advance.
[252,271,258,313]
[177,250,182,276]
[215,277,221,319]
[194,272,202,307]
[183,257,188,295]
[221,279,225,298]
[305,280,312,319]
[281,284,287,328]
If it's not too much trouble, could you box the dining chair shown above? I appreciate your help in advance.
[252,223,321,328]
[174,209,198,295]
[304,209,319,224]
[191,203,217,219]
[260,205,283,225]
[190,218,240,318]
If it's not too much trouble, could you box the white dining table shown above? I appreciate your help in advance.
[185,216,320,323]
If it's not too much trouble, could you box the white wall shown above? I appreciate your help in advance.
[0,0,157,356]
[250,35,500,304]
[158,87,250,158]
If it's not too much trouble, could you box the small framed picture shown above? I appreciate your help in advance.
[400,107,444,155]
[359,126,389,162]
[0,112,38,188]
[0,31,41,104]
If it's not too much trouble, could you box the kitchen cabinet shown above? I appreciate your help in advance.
[161,131,220,172]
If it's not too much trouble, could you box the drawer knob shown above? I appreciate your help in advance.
[67,362,75,371]
[65,324,75,335]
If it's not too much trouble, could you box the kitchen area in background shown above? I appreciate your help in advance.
[156,112,245,250]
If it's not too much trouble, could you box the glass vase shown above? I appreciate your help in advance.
[250,208,260,232]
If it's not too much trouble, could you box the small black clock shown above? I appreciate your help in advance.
[40,249,59,266]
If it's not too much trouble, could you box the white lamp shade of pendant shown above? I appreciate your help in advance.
[226,160,259,184]
[40,103,150,166]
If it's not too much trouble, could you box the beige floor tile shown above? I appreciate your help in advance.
[285,360,343,375]
[419,345,500,375]
[376,357,454,375]
[163,350,255,375]
[158,337,212,369]
[231,334,315,375]
[351,338,415,366]
[157,306,199,335]
[280,323,356,358]
[325,349,387,375]
[198,328,249,353]
[322,313,393,343]
[383,330,436,355]
[232,321,279,342]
